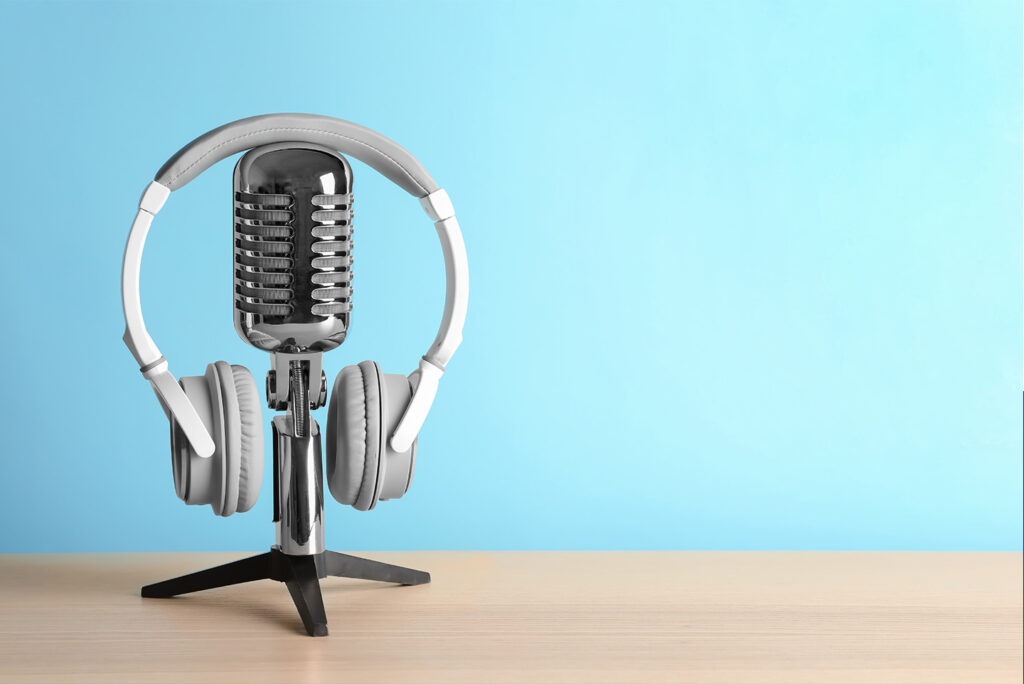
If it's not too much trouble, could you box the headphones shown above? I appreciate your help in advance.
[121,113,468,515]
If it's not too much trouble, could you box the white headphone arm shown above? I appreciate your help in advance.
[120,115,468,457]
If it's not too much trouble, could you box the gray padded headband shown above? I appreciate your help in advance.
[155,113,439,197]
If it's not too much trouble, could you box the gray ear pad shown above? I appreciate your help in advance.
[169,362,263,516]
[326,361,382,511]
[228,364,264,513]
[326,362,416,511]
[209,362,240,516]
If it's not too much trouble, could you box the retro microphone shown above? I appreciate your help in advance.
[233,143,354,356]
[229,143,355,443]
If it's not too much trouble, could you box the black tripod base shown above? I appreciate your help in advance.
[141,547,430,637]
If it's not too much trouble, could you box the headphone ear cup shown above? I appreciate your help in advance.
[377,372,416,503]
[327,361,383,511]
[326,361,417,511]
[171,369,225,515]
[169,362,263,516]
[171,373,221,511]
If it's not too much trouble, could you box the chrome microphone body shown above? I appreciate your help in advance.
[232,143,353,555]
[233,143,354,353]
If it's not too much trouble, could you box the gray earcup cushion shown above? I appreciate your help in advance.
[326,361,383,511]
[230,364,263,513]
[210,362,240,516]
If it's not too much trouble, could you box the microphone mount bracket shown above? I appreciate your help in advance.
[266,351,327,411]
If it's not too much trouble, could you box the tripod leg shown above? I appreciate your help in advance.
[141,552,272,598]
[284,555,329,637]
[322,551,431,586]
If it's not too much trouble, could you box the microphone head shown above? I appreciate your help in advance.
[233,144,353,352]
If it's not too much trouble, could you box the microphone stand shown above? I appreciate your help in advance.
[140,353,430,637]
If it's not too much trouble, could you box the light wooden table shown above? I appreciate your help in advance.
[0,552,1019,683]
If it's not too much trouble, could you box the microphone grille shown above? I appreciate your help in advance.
[234,191,295,317]
[309,193,353,317]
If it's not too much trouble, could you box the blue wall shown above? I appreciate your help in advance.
[1,1,1020,552]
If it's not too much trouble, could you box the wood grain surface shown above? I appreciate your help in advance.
[0,552,1019,684]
